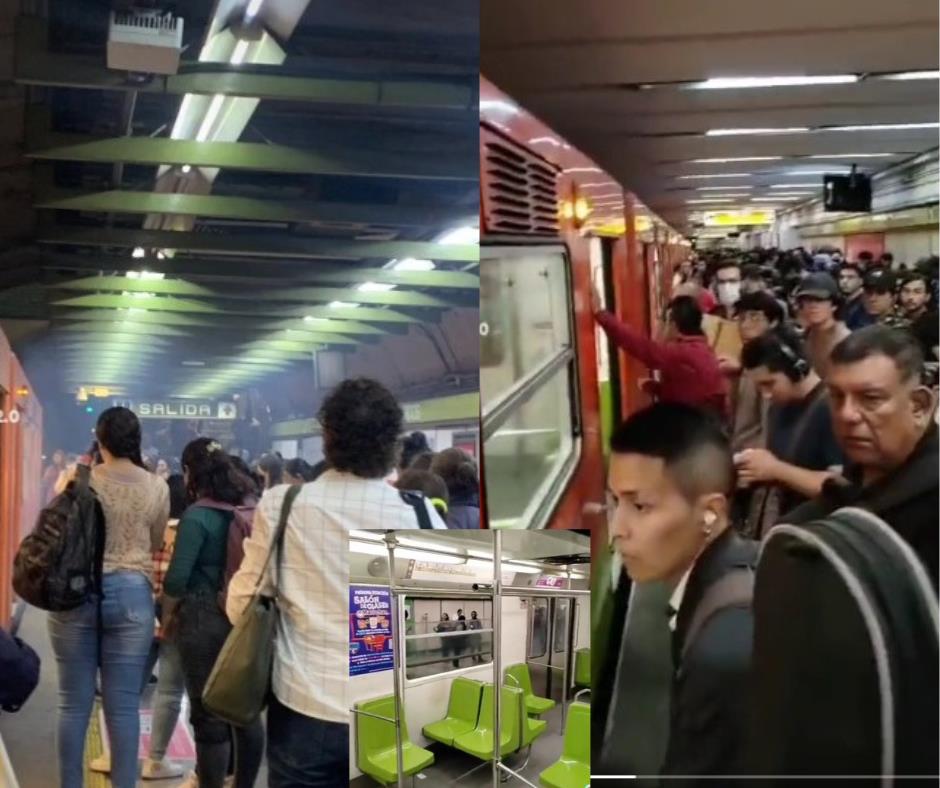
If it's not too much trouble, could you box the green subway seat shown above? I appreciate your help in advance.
[422,677,483,746]
[355,695,434,786]
[574,648,591,689]
[505,663,556,716]
[539,702,591,788]
[523,714,548,747]
[452,684,524,760]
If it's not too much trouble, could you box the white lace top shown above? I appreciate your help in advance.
[90,464,170,579]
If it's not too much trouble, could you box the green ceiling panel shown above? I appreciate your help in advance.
[30,137,474,181]
[37,227,479,263]
[53,294,221,314]
[52,308,401,329]
[55,320,192,336]
[38,191,461,227]
[57,277,213,296]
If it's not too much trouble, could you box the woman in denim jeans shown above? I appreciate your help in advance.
[163,438,264,788]
[48,407,170,788]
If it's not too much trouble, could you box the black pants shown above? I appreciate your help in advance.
[267,695,348,788]
[176,594,265,788]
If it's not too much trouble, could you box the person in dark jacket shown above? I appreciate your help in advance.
[430,448,480,529]
[837,263,869,331]
[782,325,938,586]
[603,403,756,783]
[0,624,39,714]
[593,292,727,416]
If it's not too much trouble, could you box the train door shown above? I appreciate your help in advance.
[526,596,577,711]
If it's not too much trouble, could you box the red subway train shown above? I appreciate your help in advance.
[479,76,689,536]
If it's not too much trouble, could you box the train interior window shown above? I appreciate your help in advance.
[480,247,580,529]
[528,599,549,658]
[404,598,494,680]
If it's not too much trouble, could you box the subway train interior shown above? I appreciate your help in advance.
[348,530,590,787]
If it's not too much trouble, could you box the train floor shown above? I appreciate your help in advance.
[0,604,270,788]
[350,702,567,788]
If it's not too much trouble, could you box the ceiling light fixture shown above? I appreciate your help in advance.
[770,184,819,188]
[808,153,896,159]
[691,75,857,90]
[329,301,360,309]
[357,282,396,292]
[181,164,192,174]
[391,258,435,271]
[131,247,145,259]
[698,185,754,190]
[685,198,736,204]
[437,226,479,245]
[678,173,751,180]
[706,127,810,136]
[245,0,265,19]
[690,156,784,163]
[195,94,226,142]
[881,71,940,81]
[230,39,251,65]
[753,197,802,201]
[824,122,939,132]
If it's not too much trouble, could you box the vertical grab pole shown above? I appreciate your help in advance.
[492,529,503,786]
[561,567,574,734]
[385,532,406,788]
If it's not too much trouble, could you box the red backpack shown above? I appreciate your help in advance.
[191,497,257,611]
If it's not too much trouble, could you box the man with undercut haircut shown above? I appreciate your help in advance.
[603,403,757,782]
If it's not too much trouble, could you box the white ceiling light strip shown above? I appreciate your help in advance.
[691,75,858,90]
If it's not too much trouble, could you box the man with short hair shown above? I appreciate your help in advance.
[593,293,727,415]
[863,269,909,328]
[603,403,756,780]
[794,272,850,379]
[738,329,843,535]
[899,270,933,323]
[784,326,938,586]
[837,263,868,330]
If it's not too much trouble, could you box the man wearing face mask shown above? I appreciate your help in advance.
[602,403,757,782]
[704,260,744,363]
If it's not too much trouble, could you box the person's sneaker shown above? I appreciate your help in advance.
[88,754,110,773]
[175,772,199,788]
[142,758,184,780]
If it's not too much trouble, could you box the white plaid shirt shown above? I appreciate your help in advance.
[226,469,444,724]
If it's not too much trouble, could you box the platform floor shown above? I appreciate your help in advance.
[0,605,270,787]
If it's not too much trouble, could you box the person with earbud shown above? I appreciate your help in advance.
[601,402,757,781]
[738,327,844,537]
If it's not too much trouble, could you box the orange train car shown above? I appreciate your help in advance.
[479,76,689,534]
[0,327,43,628]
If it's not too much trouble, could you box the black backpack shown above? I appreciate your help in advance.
[745,507,939,781]
[13,464,105,611]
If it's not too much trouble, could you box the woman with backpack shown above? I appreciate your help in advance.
[47,407,170,788]
[162,438,263,788]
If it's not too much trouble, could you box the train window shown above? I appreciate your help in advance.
[481,246,580,529]
[528,599,549,659]
[553,599,569,654]
[403,597,494,680]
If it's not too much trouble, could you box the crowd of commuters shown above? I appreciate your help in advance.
[599,245,938,780]
[16,377,481,788]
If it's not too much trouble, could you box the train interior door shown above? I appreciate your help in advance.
[591,236,624,456]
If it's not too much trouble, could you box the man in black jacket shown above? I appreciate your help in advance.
[601,403,757,782]
[783,325,938,586]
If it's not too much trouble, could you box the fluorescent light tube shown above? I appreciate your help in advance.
[706,127,810,136]
[692,75,857,90]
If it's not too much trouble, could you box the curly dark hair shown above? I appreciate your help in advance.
[396,469,449,504]
[181,437,254,505]
[430,448,478,500]
[318,378,403,478]
[399,431,430,470]
[95,407,146,468]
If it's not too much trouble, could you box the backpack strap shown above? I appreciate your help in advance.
[681,568,754,663]
[399,490,433,529]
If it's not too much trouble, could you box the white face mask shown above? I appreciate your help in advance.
[716,281,741,307]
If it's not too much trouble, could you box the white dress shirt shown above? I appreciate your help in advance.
[668,566,694,632]
[226,469,445,724]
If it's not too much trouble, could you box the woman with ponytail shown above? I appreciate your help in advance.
[163,438,263,788]
[48,406,170,788]
[430,448,481,530]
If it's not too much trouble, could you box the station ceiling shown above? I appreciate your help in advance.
[481,0,939,234]
[0,0,479,402]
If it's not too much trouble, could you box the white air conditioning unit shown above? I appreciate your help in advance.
[107,10,183,75]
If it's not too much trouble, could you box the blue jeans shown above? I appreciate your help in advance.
[267,695,348,788]
[142,636,185,761]
[48,572,154,788]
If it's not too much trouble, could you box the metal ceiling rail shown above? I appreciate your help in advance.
[36,191,469,228]
[35,226,480,262]
[28,137,477,181]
